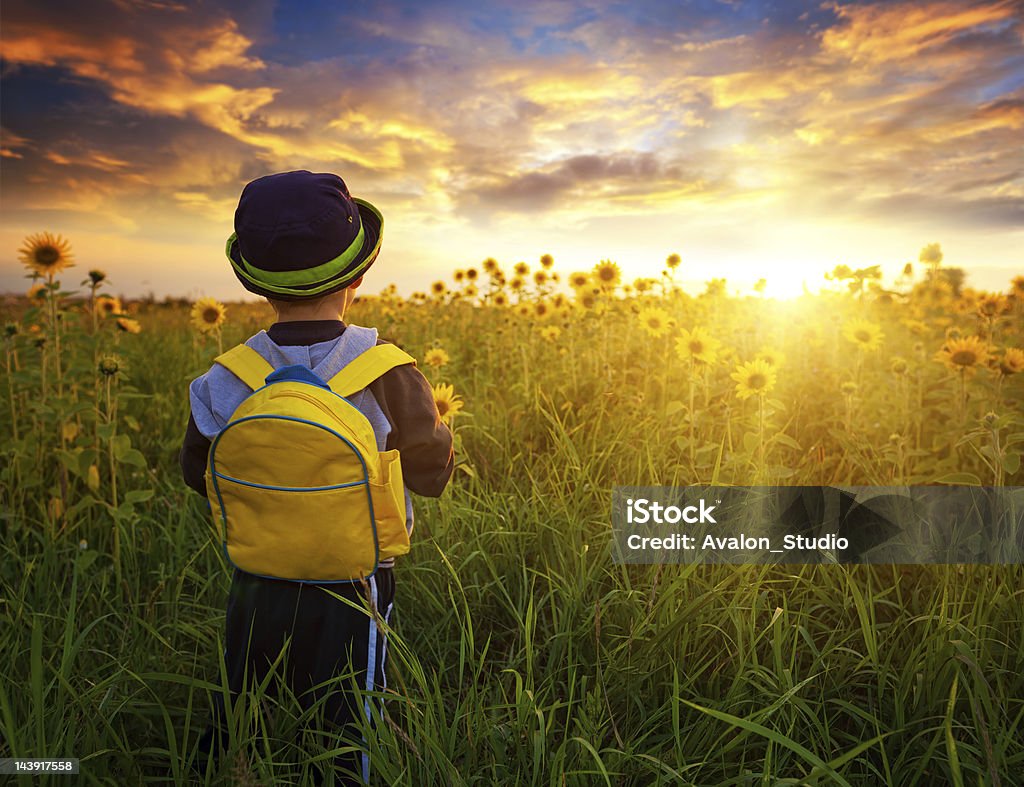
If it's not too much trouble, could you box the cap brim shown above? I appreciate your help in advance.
[227,198,382,301]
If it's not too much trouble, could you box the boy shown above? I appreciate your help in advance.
[179,170,454,784]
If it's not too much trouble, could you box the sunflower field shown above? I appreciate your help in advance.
[2,234,1023,784]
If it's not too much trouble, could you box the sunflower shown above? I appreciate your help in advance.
[454,269,465,282]
[95,295,123,317]
[842,319,884,352]
[569,271,589,289]
[676,326,721,366]
[534,270,548,286]
[540,253,554,269]
[432,383,464,425]
[665,253,681,270]
[431,281,447,296]
[19,231,74,278]
[514,262,530,277]
[1011,275,1024,297]
[464,284,478,298]
[510,277,525,291]
[516,304,531,317]
[755,348,785,369]
[87,269,107,285]
[466,267,478,281]
[540,325,561,341]
[27,283,49,302]
[116,318,141,334]
[97,353,124,378]
[423,348,450,368]
[190,297,227,334]
[637,306,671,337]
[997,347,1024,376]
[731,359,777,400]
[890,356,909,376]
[482,257,498,273]
[934,336,989,372]
[535,301,550,318]
[578,290,598,311]
[977,293,1006,318]
[633,278,653,294]
[901,319,928,336]
[493,292,509,307]
[592,260,621,289]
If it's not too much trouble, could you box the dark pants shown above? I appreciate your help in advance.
[196,567,395,785]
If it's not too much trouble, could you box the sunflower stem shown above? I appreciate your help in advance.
[106,373,121,588]
[757,394,766,482]
[688,361,695,469]
[989,424,1003,486]
[48,274,63,399]
[5,342,18,442]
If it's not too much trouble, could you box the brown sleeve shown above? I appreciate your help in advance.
[179,413,211,497]
[367,352,454,498]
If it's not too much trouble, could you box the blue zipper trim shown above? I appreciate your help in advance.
[212,470,368,493]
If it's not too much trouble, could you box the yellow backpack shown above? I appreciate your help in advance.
[204,342,415,583]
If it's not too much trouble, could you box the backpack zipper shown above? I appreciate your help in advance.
[267,389,375,457]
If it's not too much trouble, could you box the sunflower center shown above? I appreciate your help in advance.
[950,350,977,366]
[647,318,661,329]
[689,340,703,354]
[599,268,615,281]
[855,330,871,343]
[35,245,60,266]
[436,400,449,416]
[202,307,220,323]
[748,373,767,390]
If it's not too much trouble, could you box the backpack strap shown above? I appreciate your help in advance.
[327,344,417,397]
[213,344,275,390]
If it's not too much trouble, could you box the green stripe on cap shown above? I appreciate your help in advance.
[225,198,382,296]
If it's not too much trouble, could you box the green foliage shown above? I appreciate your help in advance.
[0,271,1022,784]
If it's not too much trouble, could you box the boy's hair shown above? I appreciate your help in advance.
[265,293,332,312]
[265,277,361,314]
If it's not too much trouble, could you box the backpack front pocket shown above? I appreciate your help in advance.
[210,472,379,581]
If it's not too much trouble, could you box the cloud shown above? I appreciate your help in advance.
[820,0,1020,65]
[459,151,714,215]
[0,0,1021,281]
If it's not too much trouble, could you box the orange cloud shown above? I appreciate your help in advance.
[821,0,1020,65]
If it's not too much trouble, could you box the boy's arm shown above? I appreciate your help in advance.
[179,413,212,497]
[370,364,454,497]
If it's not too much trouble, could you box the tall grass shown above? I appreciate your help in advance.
[1,261,1022,785]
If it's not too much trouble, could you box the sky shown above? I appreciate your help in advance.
[1,0,1022,300]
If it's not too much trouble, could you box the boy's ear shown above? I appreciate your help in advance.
[349,276,364,290]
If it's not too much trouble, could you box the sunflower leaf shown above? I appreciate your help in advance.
[933,473,982,486]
